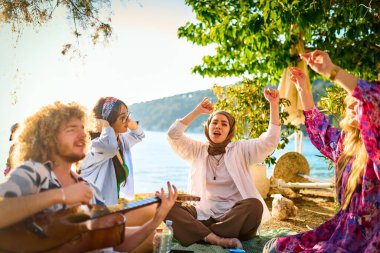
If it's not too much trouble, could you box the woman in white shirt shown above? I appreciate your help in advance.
[79,97,145,205]
[166,89,281,248]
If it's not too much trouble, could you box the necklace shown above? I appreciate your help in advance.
[213,154,225,166]
[208,154,225,180]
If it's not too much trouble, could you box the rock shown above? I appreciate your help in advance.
[271,194,298,220]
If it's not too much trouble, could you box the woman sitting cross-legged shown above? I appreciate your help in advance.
[166,89,281,248]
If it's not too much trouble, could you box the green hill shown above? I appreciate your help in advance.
[129,79,332,133]
[129,89,217,133]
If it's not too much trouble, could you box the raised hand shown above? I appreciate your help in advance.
[289,67,314,110]
[289,67,310,93]
[299,50,335,78]
[179,97,214,125]
[154,181,178,221]
[264,88,280,105]
[61,182,94,205]
[126,116,139,130]
[195,97,214,115]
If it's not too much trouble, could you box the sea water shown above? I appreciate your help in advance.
[0,131,333,190]
[133,131,334,194]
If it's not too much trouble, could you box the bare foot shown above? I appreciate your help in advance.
[204,233,243,249]
[220,238,243,249]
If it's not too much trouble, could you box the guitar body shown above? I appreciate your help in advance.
[0,205,125,253]
[0,194,199,253]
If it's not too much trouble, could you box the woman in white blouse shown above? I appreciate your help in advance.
[166,89,281,248]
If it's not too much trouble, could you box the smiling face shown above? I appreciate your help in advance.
[111,104,129,134]
[55,117,87,163]
[208,114,231,144]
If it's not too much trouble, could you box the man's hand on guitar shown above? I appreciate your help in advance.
[154,181,178,221]
[62,182,94,205]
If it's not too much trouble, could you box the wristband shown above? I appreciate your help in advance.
[329,66,340,81]
[60,188,66,204]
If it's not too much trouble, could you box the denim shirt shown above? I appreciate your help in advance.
[79,126,145,205]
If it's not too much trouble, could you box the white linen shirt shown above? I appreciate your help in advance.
[167,120,281,224]
[79,126,145,205]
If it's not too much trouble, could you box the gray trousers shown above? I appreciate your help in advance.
[165,198,263,246]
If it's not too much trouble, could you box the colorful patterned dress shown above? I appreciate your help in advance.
[275,80,380,253]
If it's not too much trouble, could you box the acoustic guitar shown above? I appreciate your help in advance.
[0,194,200,253]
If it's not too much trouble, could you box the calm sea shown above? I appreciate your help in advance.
[0,131,334,193]
[132,131,333,194]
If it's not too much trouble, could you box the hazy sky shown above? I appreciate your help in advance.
[0,0,240,174]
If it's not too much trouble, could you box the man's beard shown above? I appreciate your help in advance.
[63,153,86,163]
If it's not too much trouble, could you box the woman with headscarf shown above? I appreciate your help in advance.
[79,97,145,205]
[166,89,281,248]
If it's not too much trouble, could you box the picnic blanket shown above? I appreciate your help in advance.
[171,228,296,253]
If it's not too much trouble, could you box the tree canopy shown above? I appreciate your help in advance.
[0,0,113,47]
[179,0,379,83]
[179,0,379,164]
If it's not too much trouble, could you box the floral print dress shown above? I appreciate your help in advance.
[275,80,380,253]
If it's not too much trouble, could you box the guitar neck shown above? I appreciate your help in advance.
[89,194,200,219]
[91,197,160,218]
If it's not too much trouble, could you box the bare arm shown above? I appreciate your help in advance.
[115,182,178,252]
[264,89,281,125]
[0,182,93,229]
[289,67,315,110]
[0,190,62,229]
[180,97,214,126]
[300,50,359,93]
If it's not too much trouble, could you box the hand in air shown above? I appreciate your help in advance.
[195,97,214,115]
[61,182,94,205]
[154,181,178,221]
[263,88,280,105]
[299,50,335,77]
[289,67,309,94]
[127,116,139,130]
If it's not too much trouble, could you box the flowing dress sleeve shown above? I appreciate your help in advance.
[303,106,342,162]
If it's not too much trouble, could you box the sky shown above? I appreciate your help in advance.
[0,0,240,173]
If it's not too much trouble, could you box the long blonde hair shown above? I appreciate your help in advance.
[336,95,368,210]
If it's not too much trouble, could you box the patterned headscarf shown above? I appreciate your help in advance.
[204,110,236,155]
[102,97,118,120]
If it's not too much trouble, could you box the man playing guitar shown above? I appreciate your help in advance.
[0,101,178,253]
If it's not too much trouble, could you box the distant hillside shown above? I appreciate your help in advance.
[129,79,331,133]
[129,89,217,133]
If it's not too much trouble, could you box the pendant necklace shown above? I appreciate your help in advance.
[208,153,225,180]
